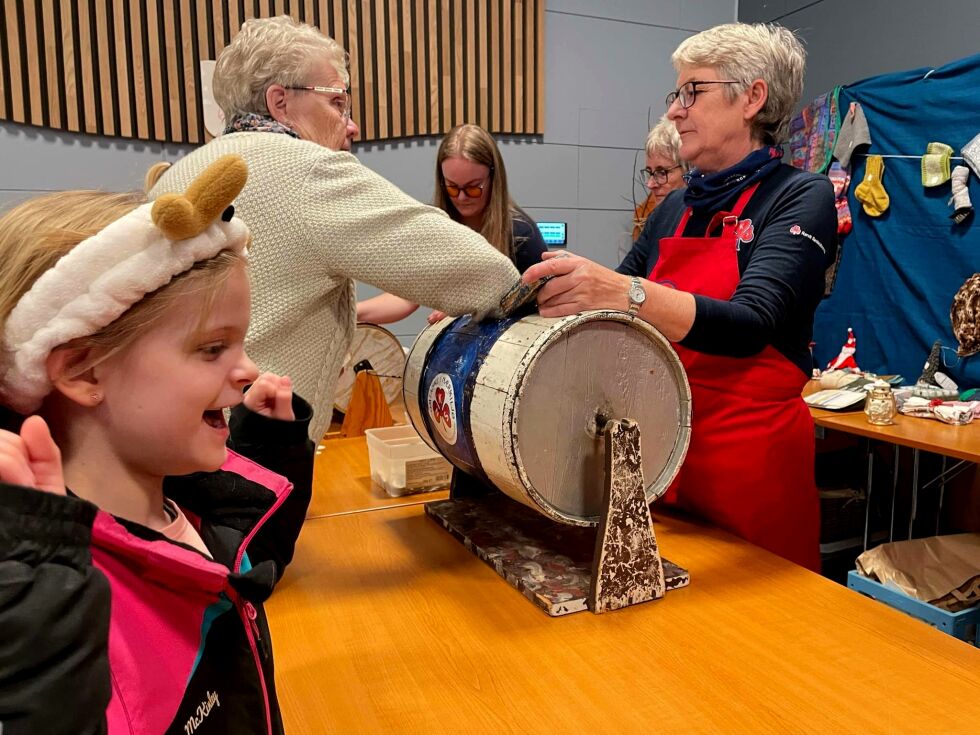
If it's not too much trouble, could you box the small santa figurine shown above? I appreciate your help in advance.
[826,327,859,371]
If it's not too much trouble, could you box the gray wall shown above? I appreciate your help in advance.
[739,0,980,106]
[0,0,736,345]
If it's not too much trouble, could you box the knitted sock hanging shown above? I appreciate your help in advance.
[949,165,973,223]
[854,155,890,217]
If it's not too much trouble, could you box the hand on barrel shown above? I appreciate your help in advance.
[522,251,632,318]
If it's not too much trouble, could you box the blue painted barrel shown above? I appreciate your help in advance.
[404,310,691,526]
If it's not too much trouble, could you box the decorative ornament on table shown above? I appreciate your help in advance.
[854,155,890,217]
[912,339,959,400]
[920,142,953,187]
[826,327,859,371]
[948,166,973,224]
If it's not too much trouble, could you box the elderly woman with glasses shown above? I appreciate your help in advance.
[148,17,519,444]
[632,115,689,239]
[357,123,547,325]
[524,23,837,571]
[643,114,689,205]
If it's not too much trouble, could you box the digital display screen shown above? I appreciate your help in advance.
[537,221,567,246]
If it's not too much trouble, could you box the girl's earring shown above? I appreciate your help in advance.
[90,392,103,405]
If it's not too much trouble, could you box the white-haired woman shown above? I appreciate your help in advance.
[524,23,837,571]
[643,114,688,204]
[149,16,518,442]
[632,115,688,239]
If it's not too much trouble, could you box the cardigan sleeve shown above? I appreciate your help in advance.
[299,152,520,317]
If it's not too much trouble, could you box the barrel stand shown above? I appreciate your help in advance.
[425,418,689,616]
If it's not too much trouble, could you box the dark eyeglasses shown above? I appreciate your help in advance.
[284,85,352,120]
[641,165,682,185]
[665,80,741,109]
[445,181,487,199]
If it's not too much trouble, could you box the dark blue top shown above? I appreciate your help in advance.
[617,164,837,375]
[512,213,549,273]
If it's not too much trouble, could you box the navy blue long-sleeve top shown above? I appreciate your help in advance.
[617,164,837,376]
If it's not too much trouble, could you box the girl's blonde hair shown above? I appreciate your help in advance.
[0,190,243,395]
[433,124,530,261]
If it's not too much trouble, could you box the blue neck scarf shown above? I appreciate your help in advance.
[683,146,783,212]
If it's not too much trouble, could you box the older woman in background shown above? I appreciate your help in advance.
[524,23,837,570]
[149,17,518,442]
[632,115,689,239]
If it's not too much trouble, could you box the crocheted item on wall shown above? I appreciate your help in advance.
[789,87,841,174]
[951,273,980,357]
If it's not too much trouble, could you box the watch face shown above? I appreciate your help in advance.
[629,283,646,303]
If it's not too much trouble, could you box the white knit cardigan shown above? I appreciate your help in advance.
[151,132,519,441]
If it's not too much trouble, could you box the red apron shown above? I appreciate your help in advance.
[651,184,821,571]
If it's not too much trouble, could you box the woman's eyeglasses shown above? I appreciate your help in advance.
[665,80,740,109]
[444,181,487,199]
[641,165,682,185]
[285,85,352,121]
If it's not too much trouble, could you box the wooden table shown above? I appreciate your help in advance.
[310,436,449,518]
[269,501,980,733]
[806,382,980,546]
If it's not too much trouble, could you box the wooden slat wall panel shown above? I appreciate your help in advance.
[0,0,544,144]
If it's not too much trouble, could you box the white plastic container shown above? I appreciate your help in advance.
[365,425,453,497]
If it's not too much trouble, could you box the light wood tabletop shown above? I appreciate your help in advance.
[805,381,980,462]
[268,502,980,734]
[310,436,449,518]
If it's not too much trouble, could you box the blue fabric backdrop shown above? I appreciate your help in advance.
[814,54,980,386]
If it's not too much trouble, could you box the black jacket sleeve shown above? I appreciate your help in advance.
[680,175,836,357]
[616,215,658,277]
[227,394,315,583]
[511,216,549,274]
[0,484,110,735]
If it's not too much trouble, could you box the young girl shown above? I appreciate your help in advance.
[356,123,547,325]
[0,156,313,734]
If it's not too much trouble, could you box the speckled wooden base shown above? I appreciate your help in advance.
[425,494,688,616]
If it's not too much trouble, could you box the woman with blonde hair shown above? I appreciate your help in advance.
[524,23,837,571]
[356,123,547,324]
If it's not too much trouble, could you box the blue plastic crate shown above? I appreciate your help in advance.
[847,570,980,646]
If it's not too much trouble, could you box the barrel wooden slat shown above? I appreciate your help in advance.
[6,0,27,123]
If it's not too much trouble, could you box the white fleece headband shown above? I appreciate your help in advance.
[0,155,250,414]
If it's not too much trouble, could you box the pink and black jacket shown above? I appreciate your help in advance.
[0,397,314,735]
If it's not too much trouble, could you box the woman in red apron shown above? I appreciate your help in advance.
[524,23,837,572]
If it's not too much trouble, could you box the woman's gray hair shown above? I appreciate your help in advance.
[645,115,688,171]
[671,22,805,145]
[213,15,349,120]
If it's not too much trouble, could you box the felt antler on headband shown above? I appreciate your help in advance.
[153,154,248,240]
[0,154,251,414]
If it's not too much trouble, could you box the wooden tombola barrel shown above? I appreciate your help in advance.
[404,310,691,526]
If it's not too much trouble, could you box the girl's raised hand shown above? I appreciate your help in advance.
[244,373,295,421]
[0,415,66,495]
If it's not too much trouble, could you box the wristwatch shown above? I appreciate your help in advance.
[627,277,646,316]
